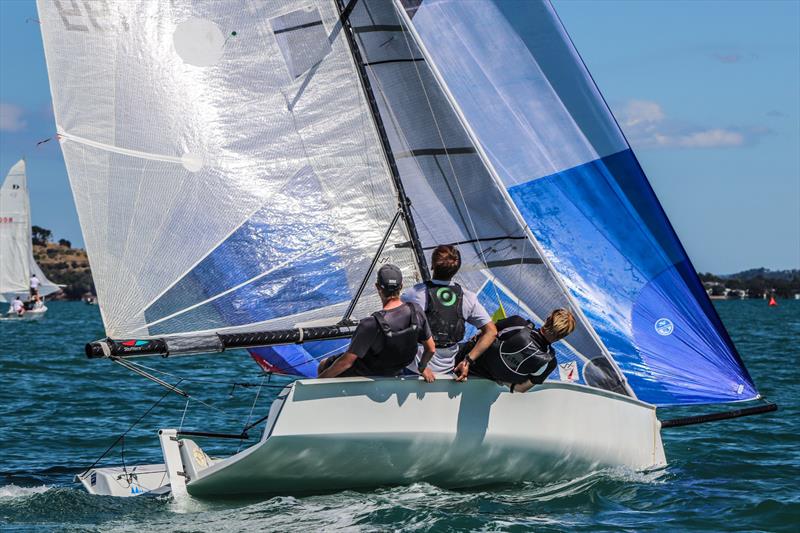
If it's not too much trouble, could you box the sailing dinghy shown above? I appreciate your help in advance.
[37,0,773,498]
[0,160,61,319]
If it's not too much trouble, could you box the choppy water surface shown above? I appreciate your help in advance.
[1,300,798,531]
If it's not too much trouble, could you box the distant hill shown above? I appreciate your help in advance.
[721,268,799,281]
[33,242,94,300]
[699,269,799,298]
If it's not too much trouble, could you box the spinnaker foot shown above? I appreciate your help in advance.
[85,324,358,359]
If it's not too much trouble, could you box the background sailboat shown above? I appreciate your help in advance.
[0,159,61,317]
[35,0,772,497]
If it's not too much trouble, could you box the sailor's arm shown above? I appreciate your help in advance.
[454,321,497,381]
[317,352,358,379]
[468,321,497,361]
[418,336,436,383]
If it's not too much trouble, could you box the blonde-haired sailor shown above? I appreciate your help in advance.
[454,308,576,393]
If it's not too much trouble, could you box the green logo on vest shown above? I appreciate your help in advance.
[436,287,457,307]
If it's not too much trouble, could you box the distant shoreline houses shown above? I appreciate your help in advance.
[700,269,800,300]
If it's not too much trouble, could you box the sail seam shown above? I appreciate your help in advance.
[57,129,186,166]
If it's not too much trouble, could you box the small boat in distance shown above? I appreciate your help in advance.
[0,160,62,319]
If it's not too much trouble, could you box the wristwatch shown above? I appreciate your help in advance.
[418,361,428,373]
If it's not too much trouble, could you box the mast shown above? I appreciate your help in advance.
[335,0,430,282]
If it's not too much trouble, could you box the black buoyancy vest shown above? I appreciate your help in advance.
[489,322,554,384]
[424,281,465,348]
[369,302,420,373]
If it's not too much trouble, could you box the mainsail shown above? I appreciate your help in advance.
[38,0,759,406]
[0,160,61,302]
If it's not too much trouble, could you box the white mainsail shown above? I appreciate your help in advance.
[38,0,417,338]
[0,159,61,302]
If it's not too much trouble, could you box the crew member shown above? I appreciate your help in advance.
[317,264,437,381]
[29,273,40,299]
[455,309,576,393]
[11,296,25,316]
[402,244,496,377]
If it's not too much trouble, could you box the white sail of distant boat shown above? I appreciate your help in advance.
[36,0,772,498]
[0,159,61,317]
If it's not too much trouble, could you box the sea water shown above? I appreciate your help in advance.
[1,300,797,531]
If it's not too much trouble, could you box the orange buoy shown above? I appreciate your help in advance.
[768,295,778,306]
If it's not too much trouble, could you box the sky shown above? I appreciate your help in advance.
[0,0,798,274]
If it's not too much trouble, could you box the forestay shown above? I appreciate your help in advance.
[396,0,757,405]
[0,160,61,302]
[37,0,417,365]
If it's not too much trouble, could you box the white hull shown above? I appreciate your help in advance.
[80,377,665,498]
[3,305,47,320]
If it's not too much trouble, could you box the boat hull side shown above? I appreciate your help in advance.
[186,378,665,497]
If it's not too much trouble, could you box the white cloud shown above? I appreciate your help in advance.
[654,129,744,148]
[617,99,758,149]
[620,100,665,128]
[0,103,26,132]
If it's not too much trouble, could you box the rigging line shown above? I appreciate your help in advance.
[341,208,403,322]
[124,356,298,390]
[239,375,266,452]
[112,358,189,398]
[113,358,234,419]
[179,398,190,432]
[515,227,529,314]
[78,380,181,478]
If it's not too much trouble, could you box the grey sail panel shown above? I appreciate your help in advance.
[348,0,628,393]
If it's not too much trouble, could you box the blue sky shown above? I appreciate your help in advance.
[0,0,798,274]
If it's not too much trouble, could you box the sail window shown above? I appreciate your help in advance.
[173,18,225,67]
[270,7,331,80]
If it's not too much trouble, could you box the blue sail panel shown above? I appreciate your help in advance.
[399,0,759,404]
[139,166,355,375]
[250,339,350,377]
[508,150,757,404]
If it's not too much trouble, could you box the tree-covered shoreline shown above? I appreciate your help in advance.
[699,269,799,299]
